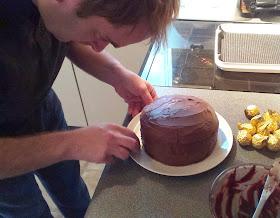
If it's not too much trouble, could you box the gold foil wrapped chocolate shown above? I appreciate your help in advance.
[237,122,256,135]
[263,110,280,123]
[237,106,280,152]
[270,110,280,122]
[244,105,260,119]
[237,130,252,146]
[267,121,278,133]
[252,134,269,149]
[250,115,262,127]
[273,129,280,138]
[267,135,280,151]
[256,121,270,136]
[263,111,272,122]
[262,110,280,133]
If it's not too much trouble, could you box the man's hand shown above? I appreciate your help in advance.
[70,124,140,164]
[113,67,158,117]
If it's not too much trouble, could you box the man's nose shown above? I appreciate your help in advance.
[90,41,109,52]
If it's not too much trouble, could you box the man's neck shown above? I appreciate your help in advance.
[32,0,38,7]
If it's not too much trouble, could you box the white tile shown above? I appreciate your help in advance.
[35,176,63,216]
[81,169,104,197]
[50,208,64,218]
[80,160,89,174]
[84,162,105,171]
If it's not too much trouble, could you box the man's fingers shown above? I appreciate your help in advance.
[132,103,141,118]
[141,82,159,105]
[128,102,142,117]
[141,87,153,106]
[127,103,134,115]
[103,125,141,162]
[118,135,140,152]
[150,86,158,100]
[115,125,140,143]
[108,134,140,159]
[113,146,131,160]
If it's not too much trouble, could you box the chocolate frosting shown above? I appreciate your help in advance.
[140,95,219,166]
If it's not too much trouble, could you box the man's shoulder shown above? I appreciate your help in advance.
[0,0,39,19]
[0,0,7,12]
[0,0,39,35]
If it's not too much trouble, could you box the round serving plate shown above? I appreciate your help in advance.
[128,112,233,176]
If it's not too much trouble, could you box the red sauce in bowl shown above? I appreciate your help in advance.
[210,164,280,218]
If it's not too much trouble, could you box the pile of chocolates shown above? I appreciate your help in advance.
[237,105,280,151]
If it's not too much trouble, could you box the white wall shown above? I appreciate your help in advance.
[74,41,150,126]
[52,58,87,127]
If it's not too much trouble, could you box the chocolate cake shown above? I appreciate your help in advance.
[140,95,219,166]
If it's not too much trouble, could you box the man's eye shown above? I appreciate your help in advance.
[101,37,108,42]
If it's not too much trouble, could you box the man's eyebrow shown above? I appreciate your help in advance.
[106,37,120,48]
[111,41,120,48]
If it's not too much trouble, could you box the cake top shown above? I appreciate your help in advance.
[141,95,217,127]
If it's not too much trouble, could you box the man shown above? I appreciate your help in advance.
[0,0,179,217]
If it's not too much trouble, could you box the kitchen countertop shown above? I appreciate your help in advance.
[85,86,280,217]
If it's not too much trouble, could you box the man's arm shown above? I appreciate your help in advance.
[0,124,140,180]
[67,42,157,116]
[0,131,71,179]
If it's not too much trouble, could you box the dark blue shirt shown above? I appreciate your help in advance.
[0,0,69,136]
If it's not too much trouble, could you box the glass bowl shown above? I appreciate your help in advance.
[209,163,280,218]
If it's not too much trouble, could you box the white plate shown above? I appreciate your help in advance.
[128,112,233,176]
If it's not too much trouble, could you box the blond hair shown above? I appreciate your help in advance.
[76,0,180,48]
